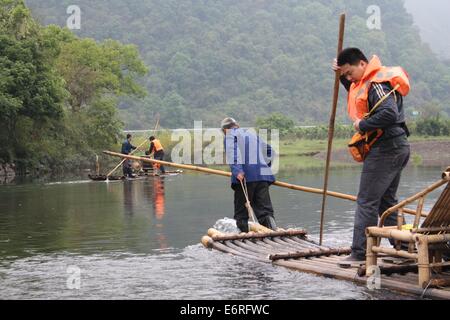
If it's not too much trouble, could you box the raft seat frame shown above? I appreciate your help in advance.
[367,167,450,289]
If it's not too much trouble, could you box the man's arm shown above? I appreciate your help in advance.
[358,82,399,132]
[340,75,351,92]
[259,137,275,167]
[149,142,155,155]
[225,133,244,179]
[332,58,351,92]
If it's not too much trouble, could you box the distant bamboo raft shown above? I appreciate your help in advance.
[103,150,424,217]
[88,170,183,181]
[201,227,450,300]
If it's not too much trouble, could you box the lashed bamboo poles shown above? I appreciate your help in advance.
[357,263,450,277]
[422,182,450,228]
[210,229,307,242]
[103,150,423,217]
[202,232,450,299]
[320,13,346,245]
[269,247,351,261]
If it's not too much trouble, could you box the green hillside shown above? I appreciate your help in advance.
[25,0,450,129]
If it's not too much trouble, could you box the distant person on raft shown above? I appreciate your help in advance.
[121,133,137,178]
[148,136,166,175]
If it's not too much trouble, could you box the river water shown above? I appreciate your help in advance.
[0,167,445,299]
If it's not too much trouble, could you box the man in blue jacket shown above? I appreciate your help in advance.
[121,133,137,177]
[222,117,277,233]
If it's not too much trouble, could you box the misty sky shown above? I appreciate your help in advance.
[404,0,450,59]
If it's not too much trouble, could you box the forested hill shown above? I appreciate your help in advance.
[27,0,450,129]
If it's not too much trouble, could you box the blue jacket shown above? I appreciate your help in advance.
[224,128,275,185]
[121,140,136,154]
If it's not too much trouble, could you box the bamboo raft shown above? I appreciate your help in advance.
[88,174,125,181]
[88,170,182,181]
[201,225,450,300]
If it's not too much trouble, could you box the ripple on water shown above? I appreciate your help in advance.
[1,169,434,300]
[0,242,393,300]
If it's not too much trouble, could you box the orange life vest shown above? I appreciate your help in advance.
[151,139,164,152]
[347,55,410,121]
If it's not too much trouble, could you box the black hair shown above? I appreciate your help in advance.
[126,134,132,139]
[149,136,155,141]
[337,47,368,66]
[222,123,238,130]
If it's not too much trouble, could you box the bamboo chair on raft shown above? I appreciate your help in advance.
[366,167,450,288]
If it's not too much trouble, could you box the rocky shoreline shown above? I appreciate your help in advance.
[0,163,16,184]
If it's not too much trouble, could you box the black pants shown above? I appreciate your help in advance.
[232,181,275,232]
[154,150,165,173]
[352,135,410,258]
[122,159,133,177]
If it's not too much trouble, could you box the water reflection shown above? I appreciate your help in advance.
[146,178,168,250]
[123,180,135,216]
[120,177,170,249]
[148,178,166,220]
[0,167,446,299]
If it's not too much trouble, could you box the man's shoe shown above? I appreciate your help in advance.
[338,254,365,268]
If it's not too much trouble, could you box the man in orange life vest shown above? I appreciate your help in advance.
[333,48,411,265]
[148,136,166,174]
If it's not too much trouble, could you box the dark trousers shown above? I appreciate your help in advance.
[154,150,165,173]
[232,181,275,232]
[122,159,133,177]
[352,136,410,258]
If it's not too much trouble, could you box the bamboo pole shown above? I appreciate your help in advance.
[365,235,377,271]
[413,197,425,229]
[319,13,346,246]
[210,229,308,242]
[429,278,450,288]
[269,247,351,261]
[106,116,160,178]
[366,227,415,242]
[371,246,418,260]
[102,150,423,217]
[95,154,100,175]
[417,235,430,288]
[414,233,450,244]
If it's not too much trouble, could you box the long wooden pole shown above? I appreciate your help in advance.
[106,116,160,178]
[102,150,424,218]
[319,13,346,245]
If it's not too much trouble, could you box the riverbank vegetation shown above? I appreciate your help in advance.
[0,0,148,174]
[3,0,450,176]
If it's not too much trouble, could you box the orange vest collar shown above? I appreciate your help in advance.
[347,56,410,121]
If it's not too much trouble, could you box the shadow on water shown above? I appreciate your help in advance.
[0,166,444,299]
